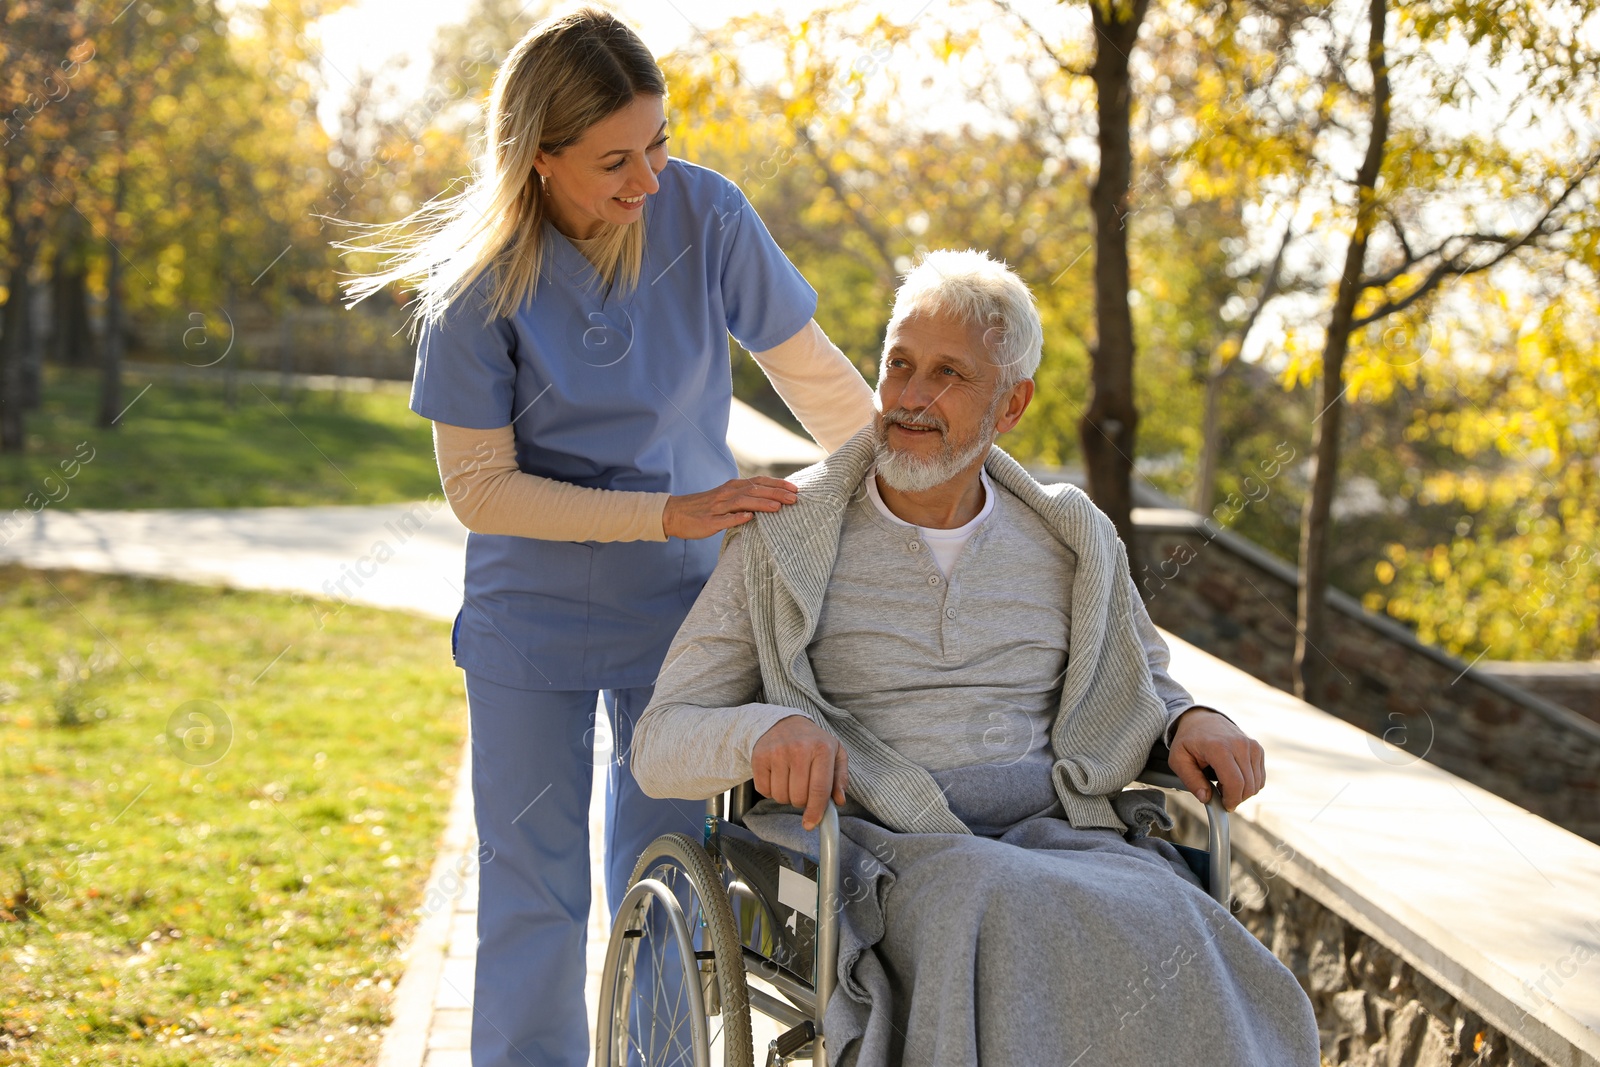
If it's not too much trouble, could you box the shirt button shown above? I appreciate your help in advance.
[908,541,921,552]
[927,575,939,585]
[946,608,956,619]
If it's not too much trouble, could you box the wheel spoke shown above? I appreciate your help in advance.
[636,895,695,1067]
[603,836,750,1067]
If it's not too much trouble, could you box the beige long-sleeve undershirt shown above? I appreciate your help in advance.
[432,318,878,542]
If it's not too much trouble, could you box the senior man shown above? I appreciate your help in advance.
[632,250,1320,1066]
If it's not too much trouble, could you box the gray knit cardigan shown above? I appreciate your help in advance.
[738,423,1171,835]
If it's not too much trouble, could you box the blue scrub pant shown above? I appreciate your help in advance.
[464,673,704,1067]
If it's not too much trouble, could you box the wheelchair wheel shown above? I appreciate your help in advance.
[595,832,754,1067]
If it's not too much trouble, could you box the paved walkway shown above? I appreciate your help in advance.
[2,501,470,618]
[1,503,610,1067]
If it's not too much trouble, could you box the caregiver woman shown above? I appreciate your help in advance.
[344,8,874,1067]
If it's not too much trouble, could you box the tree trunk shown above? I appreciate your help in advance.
[1,177,34,452]
[1195,217,1294,518]
[224,286,239,410]
[97,166,127,428]
[1081,0,1151,584]
[1192,349,1225,515]
[332,311,345,408]
[51,246,94,368]
[0,267,32,452]
[278,272,294,402]
[19,265,41,410]
[13,268,40,412]
[1294,0,1390,704]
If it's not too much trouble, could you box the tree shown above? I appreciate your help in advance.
[1167,0,1599,698]
[659,7,1098,433]
[1190,214,1299,514]
[1294,0,1394,704]
[1278,0,1600,702]
[660,1,1307,533]
[113,1,338,384]
[1376,279,1600,662]
[995,0,1154,571]
[0,3,94,451]
[1079,0,1154,571]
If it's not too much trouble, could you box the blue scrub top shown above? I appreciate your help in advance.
[411,158,817,691]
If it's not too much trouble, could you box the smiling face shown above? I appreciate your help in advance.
[873,308,1034,492]
[533,93,670,240]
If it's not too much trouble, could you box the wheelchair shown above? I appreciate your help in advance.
[594,744,1230,1067]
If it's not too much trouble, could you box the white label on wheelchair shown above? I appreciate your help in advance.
[777,866,818,921]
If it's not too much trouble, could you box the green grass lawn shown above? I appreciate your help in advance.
[0,567,466,1065]
[0,369,438,511]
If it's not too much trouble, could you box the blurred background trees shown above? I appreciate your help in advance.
[1177,0,1600,700]
[1,0,1595,672]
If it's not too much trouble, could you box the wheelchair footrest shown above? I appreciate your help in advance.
[766,1020,816,1066]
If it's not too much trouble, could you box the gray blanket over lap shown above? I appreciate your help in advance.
[742,761,1321,1067]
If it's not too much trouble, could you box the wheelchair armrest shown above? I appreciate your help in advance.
[727,779,759,826]
[1135,740,1223,792]
[1134,742,1231,907]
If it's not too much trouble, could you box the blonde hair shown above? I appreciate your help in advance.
[338,7,666,334]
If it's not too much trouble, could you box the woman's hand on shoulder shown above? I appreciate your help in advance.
[662,477,799,539]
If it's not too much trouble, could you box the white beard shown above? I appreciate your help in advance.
[873,400,1001,493]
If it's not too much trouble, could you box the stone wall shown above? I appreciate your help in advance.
[1475,663,1600,727]
[1163,807,1548,1067]
[1130,511,1600,844]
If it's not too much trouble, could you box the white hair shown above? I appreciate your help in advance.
[884,248,1044,389]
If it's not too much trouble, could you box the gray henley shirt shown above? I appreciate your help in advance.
[631,476,1202,800]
